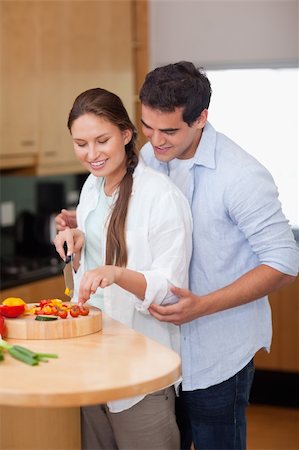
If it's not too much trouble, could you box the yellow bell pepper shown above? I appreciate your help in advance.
[2,297,26,306]
[64,287,73,297]
[50,298,63,306]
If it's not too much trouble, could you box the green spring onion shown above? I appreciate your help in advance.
[0,338,58,366]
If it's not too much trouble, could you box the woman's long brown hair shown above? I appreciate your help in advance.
[67,88,139,267]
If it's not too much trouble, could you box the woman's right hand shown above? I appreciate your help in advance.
[53,227,85,261]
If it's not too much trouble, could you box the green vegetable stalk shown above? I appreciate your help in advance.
[0,338,58,366]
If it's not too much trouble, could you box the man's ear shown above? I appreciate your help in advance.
[195,109,208,129]
[123,129,133,145]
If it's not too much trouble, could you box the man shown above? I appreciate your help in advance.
[56,61,299,450]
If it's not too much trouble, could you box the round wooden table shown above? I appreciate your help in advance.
[0,313,181,449]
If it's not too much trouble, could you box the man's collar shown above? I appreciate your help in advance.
[192,122,216,169]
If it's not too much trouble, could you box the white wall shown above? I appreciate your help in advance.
[149,0,298,69]
[148,0,299,227]
[207,67,299,227]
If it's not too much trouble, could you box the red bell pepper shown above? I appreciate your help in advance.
[0,315,6,337]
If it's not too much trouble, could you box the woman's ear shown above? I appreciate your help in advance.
[123,129,133,145]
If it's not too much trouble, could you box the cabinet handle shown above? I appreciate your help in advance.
[44,151,57,157]
[21,140,36,146]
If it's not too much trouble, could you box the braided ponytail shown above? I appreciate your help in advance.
[105,132,139,267]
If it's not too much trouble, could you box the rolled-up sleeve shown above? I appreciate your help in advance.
[227,164,299,276]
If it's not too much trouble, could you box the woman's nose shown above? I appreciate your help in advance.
[87,144,98,160]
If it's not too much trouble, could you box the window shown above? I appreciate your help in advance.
[206,68,298,228]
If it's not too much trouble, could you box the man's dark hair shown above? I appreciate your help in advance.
[139,61,212,126]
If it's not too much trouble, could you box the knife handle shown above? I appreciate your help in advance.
[63,242,72,263]
[65,255,72,264]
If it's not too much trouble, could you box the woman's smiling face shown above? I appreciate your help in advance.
[71,113,132,184]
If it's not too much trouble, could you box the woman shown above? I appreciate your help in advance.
[54,88,192,450]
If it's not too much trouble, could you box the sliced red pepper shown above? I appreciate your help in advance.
[0,315,6,337]
[39,299,51,308]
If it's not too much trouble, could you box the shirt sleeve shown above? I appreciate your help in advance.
[135,189,193,313]
[226,163,299,276]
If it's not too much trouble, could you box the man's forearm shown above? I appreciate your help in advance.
[200,265,296,316]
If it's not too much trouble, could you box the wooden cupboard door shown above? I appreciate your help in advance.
[132,0,149,148]
[0,1,135,175]
[37,1,81,175]
[36,2,81,173]
[255,276,299,372]
[0,406,80,450]
[0,1,39,169]
[64,0,135,119]
[36,0,134,174]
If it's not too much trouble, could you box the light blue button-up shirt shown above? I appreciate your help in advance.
[141,121,299,390]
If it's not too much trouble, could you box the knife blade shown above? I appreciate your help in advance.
[63,254,74,297]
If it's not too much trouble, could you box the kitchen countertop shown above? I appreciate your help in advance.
[0,313,181,449]
[0,312,181,408]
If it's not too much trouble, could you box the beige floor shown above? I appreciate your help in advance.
[247,404,299,450]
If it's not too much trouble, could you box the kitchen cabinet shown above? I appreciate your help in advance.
[254,275,299,373]
[132,0,149,148]
[0,2,39,169]
[0,1,136,175]
[0,275,68,304]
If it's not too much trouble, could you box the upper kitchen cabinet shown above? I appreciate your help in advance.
[0,2,39,169]
[0,1,137,175]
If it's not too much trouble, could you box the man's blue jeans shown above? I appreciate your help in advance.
[176,359,255,450]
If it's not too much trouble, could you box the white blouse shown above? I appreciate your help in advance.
[74,159,193,412]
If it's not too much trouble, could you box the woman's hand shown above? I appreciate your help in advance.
[53,227,85,261]
[78,266,122,304]
[55,209,77,231]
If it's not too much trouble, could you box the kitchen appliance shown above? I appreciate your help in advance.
[35,181,66,253]
[36,182,65,215]
[14,210,57,257]
[14,182,65,257]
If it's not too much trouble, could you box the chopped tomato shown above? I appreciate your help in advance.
[70,305,80,318]
[58,309,68,319]
[79,305,90,316]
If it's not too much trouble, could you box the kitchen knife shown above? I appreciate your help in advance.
[63,254,74,297]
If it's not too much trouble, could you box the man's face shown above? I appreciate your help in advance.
[141,105,207,161]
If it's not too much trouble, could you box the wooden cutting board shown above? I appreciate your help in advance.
[4,304,102,340]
